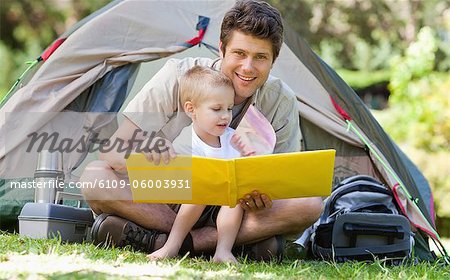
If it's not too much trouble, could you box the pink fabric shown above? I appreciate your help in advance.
[234,105,276,155]
[330,96,351,121]
[392,184,437,239]
[430,193,436,227]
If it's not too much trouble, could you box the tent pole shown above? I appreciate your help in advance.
[1,59,40,107]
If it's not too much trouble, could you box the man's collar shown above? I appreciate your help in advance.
[211,58,221,71]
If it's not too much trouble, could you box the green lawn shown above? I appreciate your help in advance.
[0,232,449,279]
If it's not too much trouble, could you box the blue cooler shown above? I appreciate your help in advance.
[18,202,94,243]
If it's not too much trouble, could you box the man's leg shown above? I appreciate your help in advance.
[81,160,187,252]
[189,197,323,252]
[81,160,323,254]
[237,196,323,243]
[80,160,177,232]
[81,160,213,253]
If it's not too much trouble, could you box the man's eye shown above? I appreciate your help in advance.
[235,51,245,56]
[256,54,267,60]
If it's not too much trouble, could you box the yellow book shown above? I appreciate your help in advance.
[126,150,335,207]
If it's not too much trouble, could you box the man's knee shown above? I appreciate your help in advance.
[288,197,323,234]
[302,197,323,225]
[79,160,129,211]
[80,160,112,196]
[83,160,112,173]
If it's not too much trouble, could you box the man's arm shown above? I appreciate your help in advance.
[123,57,211,142]
[99,117,138,173]
[101,58,190,172]
[272,94,301,154]
[100,116,176,173]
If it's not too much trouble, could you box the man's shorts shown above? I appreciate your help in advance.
[92,204,220,229]
[169,204,220,229]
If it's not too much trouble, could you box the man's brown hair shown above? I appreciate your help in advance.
[220,0,283,62]
[180,65,234,106]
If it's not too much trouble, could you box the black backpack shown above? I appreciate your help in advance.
[308,175,413,262]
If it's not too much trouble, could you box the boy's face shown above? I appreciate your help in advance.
[191,86,235,141]
[220,30,274,105]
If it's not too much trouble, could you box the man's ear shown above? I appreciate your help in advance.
[184,101,195,118]
[219,41,224,58]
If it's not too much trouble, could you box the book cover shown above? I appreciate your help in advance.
[126,150,336,207]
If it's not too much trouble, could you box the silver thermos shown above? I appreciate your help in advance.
[34,150,65,203]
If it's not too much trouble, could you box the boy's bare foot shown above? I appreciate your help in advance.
[147,245,179,261]
[212,251,239,264]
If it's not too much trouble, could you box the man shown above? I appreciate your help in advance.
[81,0,323,260]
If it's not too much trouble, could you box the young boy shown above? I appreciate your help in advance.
[147,65,247,263]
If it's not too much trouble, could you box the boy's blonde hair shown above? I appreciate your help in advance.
[180,65,234,106]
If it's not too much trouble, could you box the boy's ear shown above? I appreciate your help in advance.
[184,101,195,118]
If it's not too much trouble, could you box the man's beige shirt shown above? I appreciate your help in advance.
[123,57,302,153]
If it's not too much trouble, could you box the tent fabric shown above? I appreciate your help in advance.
[67,64,139,113]
[0,0,443,260]
[0,0,233,174]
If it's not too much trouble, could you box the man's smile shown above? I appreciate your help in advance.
[236,73,257,82]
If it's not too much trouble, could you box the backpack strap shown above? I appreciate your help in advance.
[321,176,390,224]
[338,175,382,187]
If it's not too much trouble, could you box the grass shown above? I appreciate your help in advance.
[0,232,449,279]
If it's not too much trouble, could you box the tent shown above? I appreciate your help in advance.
[0,0,447,261]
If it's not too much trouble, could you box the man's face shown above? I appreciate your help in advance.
[220,30,274,105]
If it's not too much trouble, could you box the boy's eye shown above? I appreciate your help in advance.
[212,108,221,111]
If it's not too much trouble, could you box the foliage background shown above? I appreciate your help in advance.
[268,0,450,219]
[1,0,449,220]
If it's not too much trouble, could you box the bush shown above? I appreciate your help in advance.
[374,77,450,217]
[0,42,14,98]
[382,27,449,152]
[374,26,450,218]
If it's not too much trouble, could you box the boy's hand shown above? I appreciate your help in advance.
[141,136,176,165]
[239,191,272,211]
[231,133,256,157]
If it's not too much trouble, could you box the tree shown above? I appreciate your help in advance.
[0,0,111,95]
[268,0,450,71]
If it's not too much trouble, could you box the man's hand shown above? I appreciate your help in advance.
[239,191,272,211]
[142,136,176,165]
